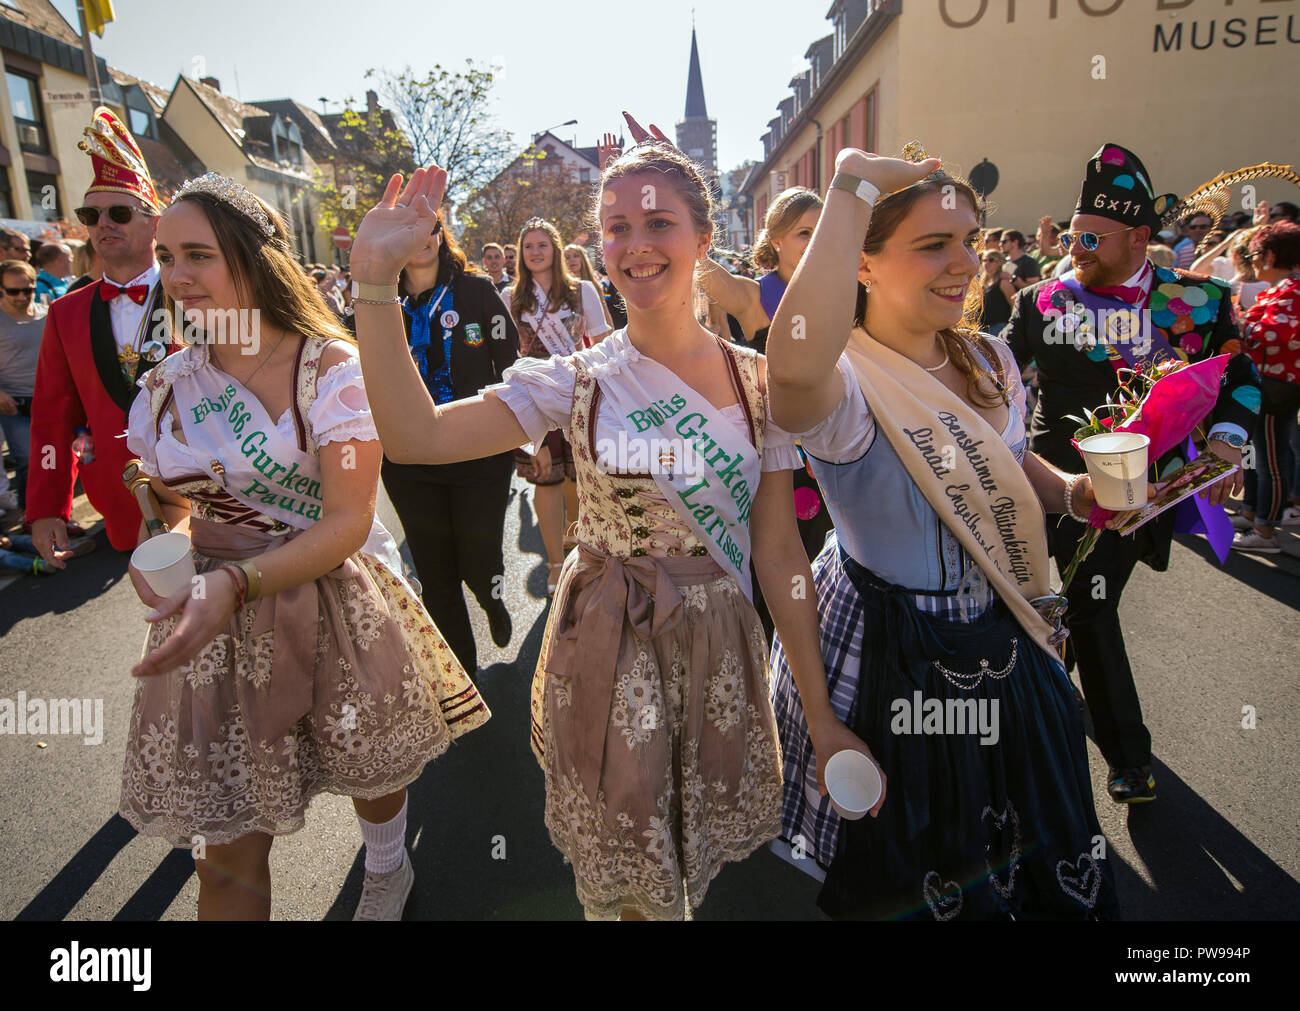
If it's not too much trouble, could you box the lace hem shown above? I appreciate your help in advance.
[316,419,380,446]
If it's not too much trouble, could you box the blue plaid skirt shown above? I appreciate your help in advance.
[770,534,1118,920]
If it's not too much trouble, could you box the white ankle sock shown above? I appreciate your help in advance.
[357,796,407,874]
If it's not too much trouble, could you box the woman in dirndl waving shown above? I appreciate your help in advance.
[121,174,488,920]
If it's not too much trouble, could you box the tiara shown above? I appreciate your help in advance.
[902,140,946,181]
[176,172,275,238]
[522,216,551,230]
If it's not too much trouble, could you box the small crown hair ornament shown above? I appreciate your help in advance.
[902,140,946,181]
[176,172,276,239]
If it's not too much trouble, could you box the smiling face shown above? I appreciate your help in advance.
[155,199,243,323]
[600,172,710,315]
[521,230,555,275]
[860,190,980,336]
[83,191,157,278]
[564,247,585,278]
[483,246,503,276]
[1068,213,1148,288]
[0,266,35,316]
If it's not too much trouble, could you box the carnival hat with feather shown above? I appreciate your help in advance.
[1162,160,1300,254]
[78,105,163,211]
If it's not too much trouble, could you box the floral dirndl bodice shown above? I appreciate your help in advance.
[568,341,767,559]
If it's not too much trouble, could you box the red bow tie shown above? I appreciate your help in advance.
[99,281,150,305]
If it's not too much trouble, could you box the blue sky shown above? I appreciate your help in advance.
[49,0,830,173]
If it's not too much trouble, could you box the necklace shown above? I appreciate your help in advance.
[923,346,950,372]
[214,331,287,386]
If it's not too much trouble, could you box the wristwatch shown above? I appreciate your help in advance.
[1208,431,1247,449]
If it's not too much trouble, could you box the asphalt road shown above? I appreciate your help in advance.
[1,478,1297,920]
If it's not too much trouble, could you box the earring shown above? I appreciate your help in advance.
[862,280,873,293]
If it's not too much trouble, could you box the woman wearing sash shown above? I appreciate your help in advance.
[120,174,489,920]
[351,130,831,920]
[765,147,1118,920]
[505,218,612,593]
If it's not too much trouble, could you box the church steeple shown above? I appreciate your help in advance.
[676,23,718,179]
[684,28,708,119]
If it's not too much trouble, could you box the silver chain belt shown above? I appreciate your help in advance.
[932,637,1018,690]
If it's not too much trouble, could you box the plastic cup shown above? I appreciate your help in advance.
[1078,432,1150,511]
[130,531,196,598]
[825,749,883,821]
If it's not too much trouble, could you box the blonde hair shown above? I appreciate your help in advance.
[752,187,823,272]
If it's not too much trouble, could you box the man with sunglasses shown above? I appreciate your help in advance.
[1173,213,1214,270]
[1007,142,1259,806]
[26,107,174,568]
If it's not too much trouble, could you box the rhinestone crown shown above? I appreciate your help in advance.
[175,172,276,239]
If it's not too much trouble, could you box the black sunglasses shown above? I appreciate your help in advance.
[3,286,35,296]
[74,205,153,226]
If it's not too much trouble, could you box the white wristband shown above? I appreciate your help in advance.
[829,171,880,208]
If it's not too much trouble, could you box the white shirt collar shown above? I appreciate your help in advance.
[101,262,160,291]
[1121,260,1154,294]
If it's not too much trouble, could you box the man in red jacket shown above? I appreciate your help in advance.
[27,107,171,565]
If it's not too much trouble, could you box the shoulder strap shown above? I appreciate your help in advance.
[717,337,761,453]
[970,332,1008,389]
[293,337,334,455]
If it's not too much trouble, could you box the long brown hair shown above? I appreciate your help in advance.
[172,187,352,345]
[564,243,601,288]
[857,177,1001,408]
[510,218,580,320]
[399,211,481,294]
[752,187,823,272]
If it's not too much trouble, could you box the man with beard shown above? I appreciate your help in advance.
[1007,143,1258,804]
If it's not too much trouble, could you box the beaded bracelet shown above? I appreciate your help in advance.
[1063,474,1091,524]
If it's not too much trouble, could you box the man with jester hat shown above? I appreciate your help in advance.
[1007,143,1260,804]
[27,107,177,565]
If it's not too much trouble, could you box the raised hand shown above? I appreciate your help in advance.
[622,111,672,147]
[597,132,621,171]
[835,148,943,200]
[349,166,447,284]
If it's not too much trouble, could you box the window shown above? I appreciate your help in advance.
[26,170,60,222]
[128,106,151,138]
[579,168,590,183]
[6,71,48,152]
[864,86,878,152]
[0,169,12,218]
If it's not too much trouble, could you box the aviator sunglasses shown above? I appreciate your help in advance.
[3,286,35,296]
[1059,226,1135,252]
[74,205,155,227]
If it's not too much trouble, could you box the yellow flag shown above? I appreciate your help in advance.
[83,0,116,38]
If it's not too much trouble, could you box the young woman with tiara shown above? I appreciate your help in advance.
[504,218,612,591]
[121,173,489,920]
[350,114,830,920]
[764,145,1118,920]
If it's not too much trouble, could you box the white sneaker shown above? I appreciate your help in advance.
[353,850,414,920]
[0,490,17,511]
[1231,529,1281,554]
[1229,513,1255,530]
[1279,506,1300,528]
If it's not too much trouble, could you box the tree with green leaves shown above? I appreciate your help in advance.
[365,61,513,210]
[313,105,414,237]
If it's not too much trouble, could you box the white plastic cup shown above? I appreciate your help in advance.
[130,531,196,598]
[1078,432,1150,511]
[825,749,883,821]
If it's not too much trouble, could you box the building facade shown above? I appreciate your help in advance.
[743,0,1300,235]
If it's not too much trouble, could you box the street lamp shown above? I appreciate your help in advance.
[534,118,578,143]
[318,97,330,115]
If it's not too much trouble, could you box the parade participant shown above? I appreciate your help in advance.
[121,173,489,920]
[699,186,821,353]
[27,108,173,565]
[504,218,611,591]
[351,125,829,920]
[765,144,1118,921]
[378,210,519,670]
[1007,144,1258,804]
[564,243,615,331]
[1233,221,1300,553]
[503,243,518,281]
[481,242,509,291]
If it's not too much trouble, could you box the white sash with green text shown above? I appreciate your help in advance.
[583,333,758,601]
[172,355,402,571]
